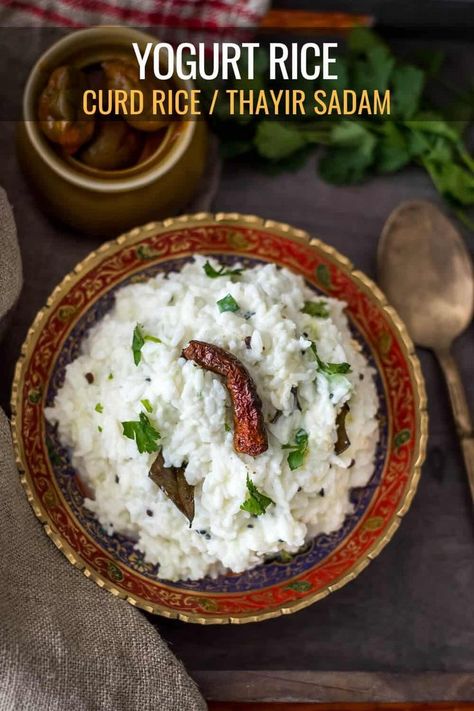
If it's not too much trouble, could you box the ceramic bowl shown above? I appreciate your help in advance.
[12,214,427,623]
[17,27,208,236]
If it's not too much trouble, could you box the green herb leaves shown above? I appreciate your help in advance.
[122,412,161,454]
[132,324,161,366]
[319,121,377,185]
[318,48,474,207]
[132,324,145,366]
[310,342,351,376]
[203,260,244,279]
[301,300,329,318]
[282,428,309,471]
[241,474,274,515]
[141,398,153,413]
[217,293,240,313]
[317,358,352,376]
[255,121,329,164]
[391,65,425,120]
[201,27,474,215]
[255,121,308,161]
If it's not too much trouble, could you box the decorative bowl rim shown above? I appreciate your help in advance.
[11,212,428,624]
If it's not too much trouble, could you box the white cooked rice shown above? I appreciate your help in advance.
[45,256,379,581]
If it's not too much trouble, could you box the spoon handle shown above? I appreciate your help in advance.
[436,348,474,503]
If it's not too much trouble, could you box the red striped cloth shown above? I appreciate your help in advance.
[0,0,269,28]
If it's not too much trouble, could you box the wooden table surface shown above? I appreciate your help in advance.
[208,704,474,710]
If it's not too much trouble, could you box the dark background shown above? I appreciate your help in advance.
[0,10,473,681]
[274,0,474,33]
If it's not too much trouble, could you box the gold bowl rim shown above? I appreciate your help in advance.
[11,212,428,624]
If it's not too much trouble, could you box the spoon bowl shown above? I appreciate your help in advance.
[378,201,474,350]
[378,200,474,503]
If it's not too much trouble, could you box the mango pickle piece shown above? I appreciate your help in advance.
[38,65,94,154]
[102,59,171,132]
[79,120,143,170]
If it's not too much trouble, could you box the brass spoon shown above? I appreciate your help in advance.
[378,200,474,501]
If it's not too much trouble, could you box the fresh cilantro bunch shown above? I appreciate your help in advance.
[201,29,474,218]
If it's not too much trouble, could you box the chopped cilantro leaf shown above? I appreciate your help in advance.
[217,293,240,313]
[282,428,309,471]
[294,428,308,446]
[309,342,352,376]
[132,324,161,366]
[203,261,244,279]
[288,450,306,470]
[108,373,114,380]
[132,324,145,366]
[240,475,274,515]
[98,426,103,433]
[224,423,231,432]
[318,358,352,375]
[95,403,103,413]
[121,412,161,454]
[302,300,330,318]
[141,398,153,413]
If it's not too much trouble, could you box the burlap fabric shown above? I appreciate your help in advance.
[0,187,207,710]
[0,189,21,340]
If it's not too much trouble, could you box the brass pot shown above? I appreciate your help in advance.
[17,26,208,237]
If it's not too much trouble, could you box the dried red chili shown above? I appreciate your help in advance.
[181,340,268,457]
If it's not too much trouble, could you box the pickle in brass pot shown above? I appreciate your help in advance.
[137,130,168,164]
[102,59,171,132]
[38,65,94,154]
[79,120,143,170]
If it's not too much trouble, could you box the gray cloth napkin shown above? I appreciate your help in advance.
[0,187,207,711]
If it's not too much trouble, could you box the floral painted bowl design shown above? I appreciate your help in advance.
[12,214,427,623]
